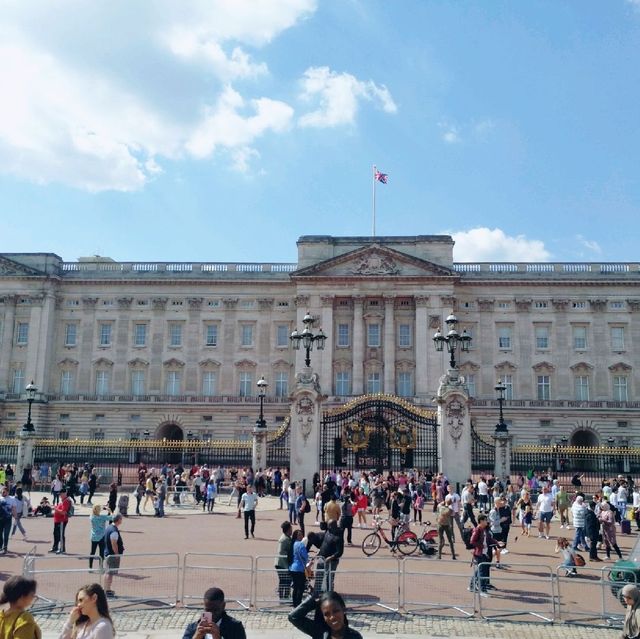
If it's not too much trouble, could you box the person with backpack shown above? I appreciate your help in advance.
[436,496,456,560]
[50,488,73,554]
[339,493,354,546]
[0,486,15,554]
[296,487,311,537]
[468,514,498,596]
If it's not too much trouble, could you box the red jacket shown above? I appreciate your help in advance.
[470,525,496,558]
[53,497,71,524]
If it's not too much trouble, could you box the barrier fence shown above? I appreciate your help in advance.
[22,552,631,626]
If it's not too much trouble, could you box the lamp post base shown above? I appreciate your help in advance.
[16,429,36,482]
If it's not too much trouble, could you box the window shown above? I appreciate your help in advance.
[537,375,551,400]
[397,371,413,397]
[240,324,253,347]
[540,420,552,429]
[165,371,181,396]
[60,370,74,395]
[94,431,105,441]
[613,376,628,402]
[497,326,512,350]
[94,413,105,422]
[16,322,28,345]
[202,371,217,396]
[611,327,625,351]
[58,431,70,441]
[64,324,77,346]
[96,370,110,395]
[335,371,351,396]
[610,301,625,310]
[465,374,476,397]
[572,301,587,309]
[535,326,549,349]
[99,323,112,346]
[366,372,381,394]
[169,323,182,347]
[502,375,514,400]
[398,324,412,348]
[239,372,253,397]
[574,376,590,401]
[205,324,218,347]
[11,369,24,394]
[131,371,145,396]
[618,421,629,428]
[275,372,289,398]
[59,414,70,422]
[130,414,141,422]
[337,323,350,348]
[276,325,289,347]
[534,301,548,309]
[573,326,587,350]
[133,323,147,347]
[498,302,511,309]
[367,323,381,347]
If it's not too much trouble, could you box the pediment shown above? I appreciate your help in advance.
[291,245,457,279]
[0,255,46,277]
[199,358,221,368]
[163,358,185,368]
[58,358,79,367]
[128,358,149,367]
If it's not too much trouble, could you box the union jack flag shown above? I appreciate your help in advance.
[374,170,388,184]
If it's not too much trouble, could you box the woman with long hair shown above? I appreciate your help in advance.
[0,576,41,638]
[89,504,112,569]
[58,583,115,639]
[288,591,362,639]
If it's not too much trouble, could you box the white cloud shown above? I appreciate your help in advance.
[441,125,461,144]
[450,227,551,262]
[186,86,294,158]
[576,234,602,255]
[298,66,397,128]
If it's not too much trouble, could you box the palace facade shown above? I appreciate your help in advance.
[0,235,638,448]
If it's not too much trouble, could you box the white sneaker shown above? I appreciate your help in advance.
[501,548,509,555]
[545,535,549,540]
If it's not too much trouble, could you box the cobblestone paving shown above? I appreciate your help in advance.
[34,608,622,638]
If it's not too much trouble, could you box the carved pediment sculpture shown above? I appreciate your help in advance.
[349,250,400,275]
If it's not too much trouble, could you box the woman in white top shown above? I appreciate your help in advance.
[59,583,115,639]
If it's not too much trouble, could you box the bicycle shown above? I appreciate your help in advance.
[361,516,418,556]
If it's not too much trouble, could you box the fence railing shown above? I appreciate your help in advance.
[22,552,630,626]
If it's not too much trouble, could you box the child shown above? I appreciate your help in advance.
[523,504,533,536]
[555,537,577,576]
[314,489,322,523]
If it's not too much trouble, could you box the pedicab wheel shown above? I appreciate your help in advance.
[396,531,419,556]
[362,532,381,556]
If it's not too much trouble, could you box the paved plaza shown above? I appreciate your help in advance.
[1,488,635,639]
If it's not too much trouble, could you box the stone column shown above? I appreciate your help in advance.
[414,296,429,397]
[320,296,334,392]
[352,297,364,395]
[493,429,513,483]
[0,295,17,391]
[16,428,36,482]
[252,426,268,472]
[435,369,472,486]
[383,296,395,393]
[289,371,325,496]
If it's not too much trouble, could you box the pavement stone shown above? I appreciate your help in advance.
[34,607,623,639]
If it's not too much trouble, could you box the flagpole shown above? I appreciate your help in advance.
[372,164,376,237]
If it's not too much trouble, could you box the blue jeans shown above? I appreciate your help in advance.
[288,503,297,524]
[572,526,586,550]
[470,554,491,592]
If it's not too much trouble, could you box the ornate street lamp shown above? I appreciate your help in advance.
[256,376,268,428]
[432,313,471,369]
[494,379,508,433]
[22,381,38,433]
[290,312,326,368]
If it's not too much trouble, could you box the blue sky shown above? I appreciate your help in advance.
[1,1,639,264]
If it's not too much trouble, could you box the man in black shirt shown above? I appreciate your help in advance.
[318,519,344,592]
[183,587,246,639]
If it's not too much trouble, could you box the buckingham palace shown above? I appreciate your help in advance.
[0,234,638,449]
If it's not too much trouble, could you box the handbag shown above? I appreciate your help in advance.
[574,553,586,567]
[304,564,314,580]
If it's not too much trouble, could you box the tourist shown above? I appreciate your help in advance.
[621,584,640,639]
[275,521,293,602]
[554,537,577,576]
[460,481,477,527]
[88,469,98,505]
[571,495,588,551]
[143,474,155,511]
[317,520,343,592]
[468,514,497,596]
[288,591,362,639]
[155,478,166,517]
[556,485,570,528]
[296,486,310,537]
[205,478,217,513]
[323,495,341,525]
[10,486,28,541]
[240,485,258,539]
[585,501,602,562]
[446,485,463,537]
[103,514,125,598]
[58,583,115,639]
[289,529,308,607]
[34,497,53,517]
[288,481,298,525]
[89,504,112,569]
[339,493,354,546]
[50,488,72,554]
[0,575,41,639]
[182,586,246,639]
[535,486,555,539]
[436,496,456,560]
[51,475,63,505]
[355,489,368,529]
[599,502,623,560]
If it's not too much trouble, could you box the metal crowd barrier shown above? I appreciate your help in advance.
[329,556,401,612]
[103,552,180,609]
[182,553,253,610]
[555,564,637,625]
[23,554,104,612]
[402,557,475,617]
[476,562,556,622]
